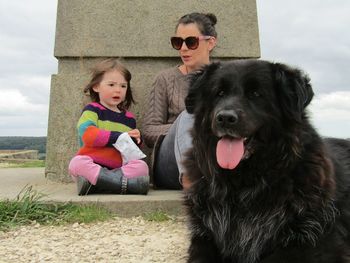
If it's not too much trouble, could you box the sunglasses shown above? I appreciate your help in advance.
[170,35,212,50]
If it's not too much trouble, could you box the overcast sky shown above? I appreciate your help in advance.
[0,1,349,138]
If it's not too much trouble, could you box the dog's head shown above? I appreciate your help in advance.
[185,59,314,170]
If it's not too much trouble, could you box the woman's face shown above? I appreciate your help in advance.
[175,23,216,71]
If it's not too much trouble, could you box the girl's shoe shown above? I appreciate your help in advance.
[95,167,149,195]
[77,176,93,195]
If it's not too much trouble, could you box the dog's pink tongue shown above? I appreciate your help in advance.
[216,137,244,170]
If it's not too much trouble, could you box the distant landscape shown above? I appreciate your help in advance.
[0,136,348,160]
[0,137,46,157]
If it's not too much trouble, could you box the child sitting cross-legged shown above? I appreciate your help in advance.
[69,58,149,195]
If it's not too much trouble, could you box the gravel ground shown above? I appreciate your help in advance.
[0,217,190,263]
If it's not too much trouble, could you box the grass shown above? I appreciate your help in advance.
[0,186,113,231]
[0,160,45,168]
[0,182,173,231]
[15,160,45,168]
[142,210,171,222]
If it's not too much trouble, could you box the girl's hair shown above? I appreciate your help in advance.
[175,12,218,38]
[83,58,135,110]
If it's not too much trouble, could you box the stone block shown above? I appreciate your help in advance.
[54,0,260,58]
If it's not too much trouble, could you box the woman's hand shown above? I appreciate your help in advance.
[128,129,141,144]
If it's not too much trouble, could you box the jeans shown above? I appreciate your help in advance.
[153,111,194,189]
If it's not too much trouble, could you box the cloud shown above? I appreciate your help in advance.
[0,75,51,105]
[309,91,350,138]
[0,1,57,76]
[0,1,56,136]
[0,89,47,114]
[257,1,350,93]
[0,89,48,136]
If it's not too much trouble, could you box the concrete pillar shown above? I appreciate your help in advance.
[46,0,260,182]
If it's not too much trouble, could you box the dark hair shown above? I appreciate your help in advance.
[175,12,218,38]
[83,58,135,110]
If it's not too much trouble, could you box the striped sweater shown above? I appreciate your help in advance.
[76,102,137,169]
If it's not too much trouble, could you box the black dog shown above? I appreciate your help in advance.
[183,59,350,263]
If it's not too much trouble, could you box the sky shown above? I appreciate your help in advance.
[0,1,349,138]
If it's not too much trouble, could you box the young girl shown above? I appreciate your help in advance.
[69,59,149,195]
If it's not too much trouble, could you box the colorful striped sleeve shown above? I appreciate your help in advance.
[77,103,140,148]
[77,109,122,147]
[77,109,96,147]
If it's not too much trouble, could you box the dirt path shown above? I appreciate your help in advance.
[0,217,190,263]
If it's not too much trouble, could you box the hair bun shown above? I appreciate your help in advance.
[205,13,217,26]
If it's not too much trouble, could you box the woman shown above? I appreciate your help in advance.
[143,12,218,189]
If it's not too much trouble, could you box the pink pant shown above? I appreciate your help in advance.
[68,155,149,185]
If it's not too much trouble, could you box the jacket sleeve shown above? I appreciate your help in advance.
[142,73,172,147]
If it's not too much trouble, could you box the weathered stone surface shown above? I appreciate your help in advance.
[54,0,260,58]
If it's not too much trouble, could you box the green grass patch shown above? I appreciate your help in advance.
[142,210,171,222]
[0,186,113,231]
[0,160,45,168]
[62,204,112,224]
[15,160,45,168]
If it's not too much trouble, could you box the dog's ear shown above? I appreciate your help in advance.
[273,63,314,121]
[185,62,221,114]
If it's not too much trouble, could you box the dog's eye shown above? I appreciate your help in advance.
[253,91,260,97]
[247,90,261,99]
[218,90,225,96]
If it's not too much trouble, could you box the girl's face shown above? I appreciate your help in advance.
[175,23,216,72]
[93,69,128,112]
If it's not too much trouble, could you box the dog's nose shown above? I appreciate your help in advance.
[215,110,238,127]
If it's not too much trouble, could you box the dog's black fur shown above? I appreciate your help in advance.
[183,59,350,263]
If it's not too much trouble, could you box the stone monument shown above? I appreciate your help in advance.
[45,0,260,182]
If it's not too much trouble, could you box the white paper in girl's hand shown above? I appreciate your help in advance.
[113,132,146,164]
